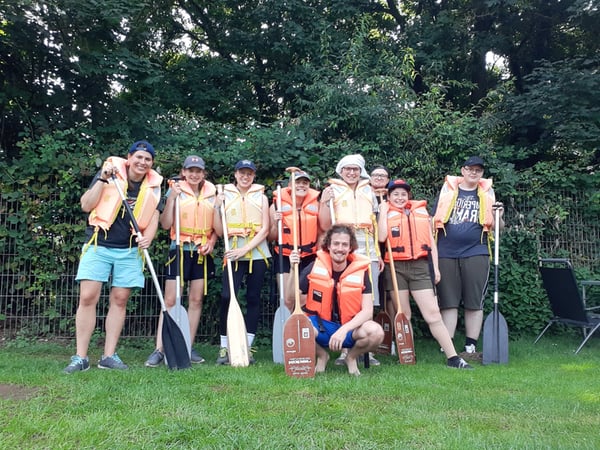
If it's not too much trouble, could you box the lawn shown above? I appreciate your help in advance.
[0,334,598,449]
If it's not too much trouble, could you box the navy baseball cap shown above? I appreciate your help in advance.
[129,140,155,159]
[234,159,257,171]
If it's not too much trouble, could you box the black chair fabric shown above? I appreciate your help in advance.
[535,258,600,353]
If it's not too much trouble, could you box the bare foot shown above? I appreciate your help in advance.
[315,353,329,373]
[345,354,361,376]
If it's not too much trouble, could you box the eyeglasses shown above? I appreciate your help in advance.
[371,173,388,178]
[464,166,484,174]
[342,167,361,173]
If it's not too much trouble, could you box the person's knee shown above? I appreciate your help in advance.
[364,321,384,342]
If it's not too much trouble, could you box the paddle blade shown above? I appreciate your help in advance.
[227,296,250,367]
[164,304,191,368]
[482,310,509,365]
[272,306,291,364]
[161,311,191,370]
[395,312,416,365]
[283,313,316,378]
[374,310,393,355]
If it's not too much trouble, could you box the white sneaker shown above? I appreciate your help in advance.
[464,344,476,353]
[334,350,347,366]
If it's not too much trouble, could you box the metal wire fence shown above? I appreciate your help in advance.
[0,186,278,343]
[1,185,598,342]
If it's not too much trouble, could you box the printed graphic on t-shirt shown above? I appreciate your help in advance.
[448,194,479,225]
[437,189,488,258]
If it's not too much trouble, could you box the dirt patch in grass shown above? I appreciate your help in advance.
[0,384,40,401]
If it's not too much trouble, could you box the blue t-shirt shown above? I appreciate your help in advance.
[436,188,489,258]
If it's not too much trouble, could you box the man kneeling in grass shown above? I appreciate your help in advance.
[290,224,384,376]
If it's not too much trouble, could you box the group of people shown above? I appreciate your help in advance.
[64,140,503,376]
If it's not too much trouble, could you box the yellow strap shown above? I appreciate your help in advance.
[371,213,381,257]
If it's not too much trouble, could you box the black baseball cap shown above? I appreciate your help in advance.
[463,156,485,168]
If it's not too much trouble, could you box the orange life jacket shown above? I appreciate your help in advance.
[328,178,375,231]
[385,200,432,262]
[88,156,162,232]
[172,180,216,246]
[433,175,495,237]
[305,250,370,324]
[272,187,320,257]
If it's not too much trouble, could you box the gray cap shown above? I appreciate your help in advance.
[295,171,311,181]
[183,155,205,169]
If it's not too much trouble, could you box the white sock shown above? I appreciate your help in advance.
[247,333,255,347]
[220,335,228,348]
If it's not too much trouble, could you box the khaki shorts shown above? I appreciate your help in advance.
[383,258,433,292]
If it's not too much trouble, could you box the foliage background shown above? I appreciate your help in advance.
[1,1,599,341]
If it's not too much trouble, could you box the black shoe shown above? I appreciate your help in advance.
[447,356,474,370]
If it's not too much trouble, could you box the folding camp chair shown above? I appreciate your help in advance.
[534,258,600,353]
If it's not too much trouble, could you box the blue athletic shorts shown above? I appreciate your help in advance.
[76,246,145,288]
[308,316,356,349]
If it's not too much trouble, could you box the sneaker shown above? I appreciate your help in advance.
[368,353,381,366]
[249,347,257,365]
[335,350,347,366]
[145,349,164,367]
[98,353,129,370]
[447,356,474,370]
[191,349,205,364]
[63,355,90,374]
[459,344,483,362]
[358,352,381,366]
[216,347,229,365]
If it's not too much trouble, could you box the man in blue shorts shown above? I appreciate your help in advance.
[64,141,162,373]
[293,224,384,376]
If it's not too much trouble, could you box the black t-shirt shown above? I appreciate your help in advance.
[84,172,162,248]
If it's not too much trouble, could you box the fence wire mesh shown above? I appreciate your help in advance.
[1,185,598,341]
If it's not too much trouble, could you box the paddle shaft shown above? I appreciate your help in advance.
[217,184,250,366]
[218,186,239,300]
[385,238,403,315]
[276,181,285,307]
[494,205,500,308]
[175,192,182,306]
[384,214,416,364]
[289,169,302,314]
[110,175,167,311]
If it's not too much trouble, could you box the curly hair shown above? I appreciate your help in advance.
[321,224,359,253]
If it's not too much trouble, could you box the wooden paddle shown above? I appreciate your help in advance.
[374,195,393,355]
[112,175,190,369]
[483,203,509,365]
[385,236,416,364]
[374,290,393,355]
[283,167,316,378]
[272,179,290,364]
[217,184,250,367]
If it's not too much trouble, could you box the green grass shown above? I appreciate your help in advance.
[1,335,599,449]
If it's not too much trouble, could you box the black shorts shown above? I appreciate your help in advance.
[436,255,489,310]
[164,249,215,281]
[273,252,317,275]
